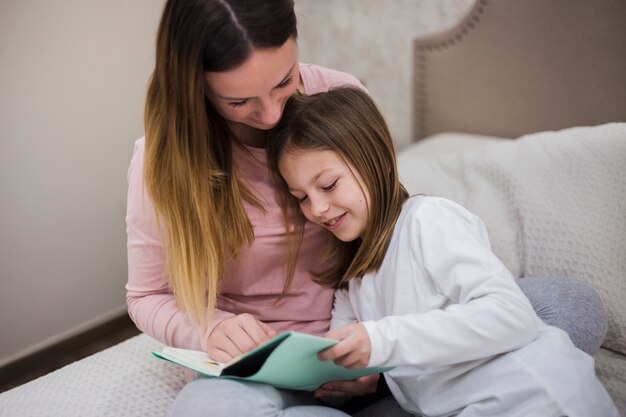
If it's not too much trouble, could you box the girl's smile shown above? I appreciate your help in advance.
[324,212,346,229]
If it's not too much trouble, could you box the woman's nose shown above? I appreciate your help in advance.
[258,99,282,126]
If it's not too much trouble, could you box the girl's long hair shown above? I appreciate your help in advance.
[267,88,409,286]
[143,0,297,325]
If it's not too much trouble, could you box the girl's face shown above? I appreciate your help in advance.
[204,38,300,135]
[279,149,370,242]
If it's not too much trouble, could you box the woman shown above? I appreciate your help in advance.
[125,0,607,415]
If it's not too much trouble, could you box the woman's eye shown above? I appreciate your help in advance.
[229,100,247,108]
[295,195,308,204]
[277,76,293,89]
[322,180,338,192]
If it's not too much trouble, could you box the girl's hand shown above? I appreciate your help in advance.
[318,323,372,369]
[313,373,379,398]
[206,313,277,362]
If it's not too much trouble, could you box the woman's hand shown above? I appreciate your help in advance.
[206,313,277,362]
[318,323,372,369]
[313,373,379,398]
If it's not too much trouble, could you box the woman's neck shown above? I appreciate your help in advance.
[228,121,266,148]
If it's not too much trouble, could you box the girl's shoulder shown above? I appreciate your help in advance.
[299,63,367,95]
[402,194,467,215]
[399,195,484,234]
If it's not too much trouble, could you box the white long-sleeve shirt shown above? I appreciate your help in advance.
[331,196,617,417]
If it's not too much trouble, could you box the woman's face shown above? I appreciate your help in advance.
[204,38,300,134]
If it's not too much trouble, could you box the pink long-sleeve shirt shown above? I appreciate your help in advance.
[126,63,365,351]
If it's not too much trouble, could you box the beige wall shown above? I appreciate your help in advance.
[296,0,474,149]
[0,0,165,365]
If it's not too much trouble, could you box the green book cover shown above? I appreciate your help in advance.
[152,331,392,391]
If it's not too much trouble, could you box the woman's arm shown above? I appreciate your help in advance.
[125,138,236,351]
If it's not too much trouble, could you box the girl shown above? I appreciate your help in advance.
[127,0,608,415]
[266,87,619,417]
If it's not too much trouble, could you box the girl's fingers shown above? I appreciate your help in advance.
[334,350,368,369]
[318,334,357,361]
[319,323,371,367]
[318,344,344,361]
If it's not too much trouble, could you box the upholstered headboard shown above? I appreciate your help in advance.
[412,0,626,141]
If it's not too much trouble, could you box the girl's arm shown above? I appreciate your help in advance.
[323,199,542,370]
[314,288,379,399]
[363,199,542,368]
[330,288,358,329]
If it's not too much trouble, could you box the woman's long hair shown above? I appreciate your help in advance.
[143,0,297,325]
[267,88,409,287]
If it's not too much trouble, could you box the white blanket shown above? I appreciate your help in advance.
[0,335,181,417]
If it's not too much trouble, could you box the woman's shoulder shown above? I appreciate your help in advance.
[133,136,146,156]
[127,136,146,183]
[130,136,146,163]
[299,63,367,95]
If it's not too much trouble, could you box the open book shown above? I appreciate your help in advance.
[152,331,392,391]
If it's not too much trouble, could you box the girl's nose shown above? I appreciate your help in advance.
[310,197,330,218]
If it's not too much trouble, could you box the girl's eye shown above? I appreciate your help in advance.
[277,76,293,89]
[295,195,308,204]
[229,100,247,108]
[322,180,338,192]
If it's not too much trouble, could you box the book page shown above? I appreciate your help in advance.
[161,347,225,375]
